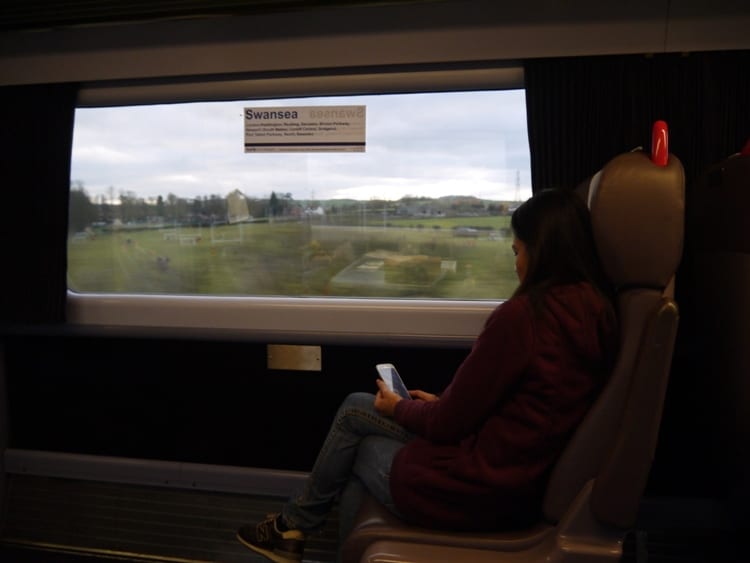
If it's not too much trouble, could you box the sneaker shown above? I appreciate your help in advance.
[236,513,305,563]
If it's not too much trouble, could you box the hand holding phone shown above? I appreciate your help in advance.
[375,363,411,400]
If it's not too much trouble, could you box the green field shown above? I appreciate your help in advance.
[384,215,512,230]
[68,218,519,299]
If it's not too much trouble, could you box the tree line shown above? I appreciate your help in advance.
[69,182,510,234]
[69,183,301,233]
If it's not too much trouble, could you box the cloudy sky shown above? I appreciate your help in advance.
[71,90,532,204]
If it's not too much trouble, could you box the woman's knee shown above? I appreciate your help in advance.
[332,393,380,436]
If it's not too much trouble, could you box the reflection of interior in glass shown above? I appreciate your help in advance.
[68,90,531,300]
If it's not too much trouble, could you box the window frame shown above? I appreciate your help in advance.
[67,64,525,344]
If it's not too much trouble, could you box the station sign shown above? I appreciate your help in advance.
[244,105,366,153]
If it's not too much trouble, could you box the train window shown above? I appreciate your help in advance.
[69,90,530,302]
[67,71,530,342]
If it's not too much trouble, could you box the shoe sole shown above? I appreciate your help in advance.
[236,531,302,563]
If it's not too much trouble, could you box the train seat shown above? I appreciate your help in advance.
[688,138,750,522]
[340,122,685,563]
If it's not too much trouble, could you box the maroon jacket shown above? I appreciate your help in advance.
[390,282,617,530]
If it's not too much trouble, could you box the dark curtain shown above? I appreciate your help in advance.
[524,50,750,192]
[0,83,78,324]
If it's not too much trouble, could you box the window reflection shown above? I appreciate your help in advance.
[68,91,531,300]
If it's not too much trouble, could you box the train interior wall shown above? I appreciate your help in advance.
[0,319,735,498]
[3,334,464,472]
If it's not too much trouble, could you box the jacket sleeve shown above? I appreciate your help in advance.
[394,297,535,443]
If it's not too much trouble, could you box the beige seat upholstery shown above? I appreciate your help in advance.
[341,124,685,563]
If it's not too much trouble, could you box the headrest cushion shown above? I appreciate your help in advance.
[587,151,685,289]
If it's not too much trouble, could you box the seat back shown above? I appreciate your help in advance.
[544,122,685,528]
[688,139,750,517]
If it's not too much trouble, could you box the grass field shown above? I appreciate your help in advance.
[68,218,519,299]
[384,215,512,230]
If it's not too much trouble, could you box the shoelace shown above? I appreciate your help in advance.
[256,514,277,543]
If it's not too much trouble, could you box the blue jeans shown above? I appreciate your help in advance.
[281,392,412,539]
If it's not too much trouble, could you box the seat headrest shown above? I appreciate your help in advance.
[586,150,685,290]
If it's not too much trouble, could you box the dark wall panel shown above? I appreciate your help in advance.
[5,334,465,471]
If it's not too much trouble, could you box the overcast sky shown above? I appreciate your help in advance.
[71,90,532,204]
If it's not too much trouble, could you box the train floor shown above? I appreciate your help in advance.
[0,474,742,562]
[0,474,338,562]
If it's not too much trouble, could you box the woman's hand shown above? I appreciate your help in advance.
[374,379,402,417]
[410,389,439,402]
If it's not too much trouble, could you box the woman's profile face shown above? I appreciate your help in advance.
[512,237,528,283]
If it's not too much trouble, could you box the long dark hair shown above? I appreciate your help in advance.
[511,188,613,307]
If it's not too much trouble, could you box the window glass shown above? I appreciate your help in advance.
[68,90,531,299]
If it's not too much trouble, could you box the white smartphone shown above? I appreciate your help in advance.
[375,363,411,400]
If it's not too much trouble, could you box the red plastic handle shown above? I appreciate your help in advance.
[651,120,668,166]
[741,137,750,156]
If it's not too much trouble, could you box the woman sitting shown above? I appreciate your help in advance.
[237,188,618,563]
